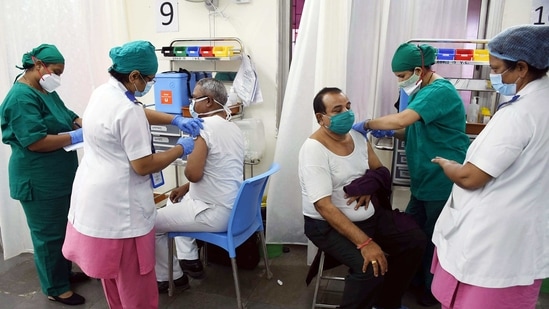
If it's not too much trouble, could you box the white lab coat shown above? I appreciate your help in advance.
[68,77,156,239]
[433,76,549,288]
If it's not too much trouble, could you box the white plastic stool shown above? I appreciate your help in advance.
[312,251,345,308]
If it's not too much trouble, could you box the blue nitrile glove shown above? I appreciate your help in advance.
[177,136,195,157]
[171,115,204,137]
[370,129,395,138]
[352,121,370,138]
[68,128,83,144]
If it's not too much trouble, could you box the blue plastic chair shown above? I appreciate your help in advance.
[167,163,280,308]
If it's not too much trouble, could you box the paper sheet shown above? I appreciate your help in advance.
[58,131,83,151]
[63,142,83,152]
[233,53,263,107]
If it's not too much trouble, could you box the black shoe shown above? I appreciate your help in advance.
[417,290,439,307]
[69,271,90,284]
[157,274,190,294]
[48,292,85,305]
[179,259,205,279]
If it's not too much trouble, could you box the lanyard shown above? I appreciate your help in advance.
[124,91,144,107]
[496,95,520,111]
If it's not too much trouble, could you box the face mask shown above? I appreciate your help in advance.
[324,110,355,134]
[135,80,154,97]
[190,96,232,120]
[189,96,208,118]
[489,70,519,96]
[189,100,199,118]
[39,73,61,93]
[398,70,421,96]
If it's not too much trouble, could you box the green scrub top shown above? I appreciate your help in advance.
[405,79,470,201]
[0,82,79,201]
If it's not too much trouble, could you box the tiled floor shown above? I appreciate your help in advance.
[0,243,547,309]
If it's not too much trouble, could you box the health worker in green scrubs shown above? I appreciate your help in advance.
[353,43,470,306]
[0,44,87,306]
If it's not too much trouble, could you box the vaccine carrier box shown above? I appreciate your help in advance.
[154,72,195,114]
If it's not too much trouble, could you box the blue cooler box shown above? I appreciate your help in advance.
[154,72,195,114]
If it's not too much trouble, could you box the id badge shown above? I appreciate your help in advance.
[150,171,165,188]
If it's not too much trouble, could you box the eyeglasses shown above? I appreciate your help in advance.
[189,96,209,105]
[140,74,156,84]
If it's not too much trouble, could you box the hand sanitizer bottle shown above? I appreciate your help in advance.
[227,87,239,106]
[467,96,480,123]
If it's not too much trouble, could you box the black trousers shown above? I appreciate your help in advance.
[305,206,426,309]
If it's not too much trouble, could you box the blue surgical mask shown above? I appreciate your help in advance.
[324,110,355,134]
[135,80,154,97]
[489,69,519,96]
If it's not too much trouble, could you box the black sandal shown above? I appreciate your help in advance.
[48,292,85,306]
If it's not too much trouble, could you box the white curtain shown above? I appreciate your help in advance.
[347,0,469,120]
[265,0,352,245]
[266,0,469,246]
[0,0,129,260]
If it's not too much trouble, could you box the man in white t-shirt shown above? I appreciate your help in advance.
[299,87,426,309]
[154,78,245,293]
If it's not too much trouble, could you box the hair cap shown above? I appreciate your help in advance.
[20,44,64,69]
[488,24,549,69]
[109,40,158,75]
[391,43,436,72]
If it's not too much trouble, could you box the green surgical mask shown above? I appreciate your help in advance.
[325,110,355,134]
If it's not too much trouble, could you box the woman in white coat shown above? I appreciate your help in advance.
[62,40,203,309]
[431,24,549,309]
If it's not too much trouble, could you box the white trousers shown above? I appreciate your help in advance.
[154,196,232,281]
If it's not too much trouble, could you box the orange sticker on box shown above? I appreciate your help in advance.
[160,90,172,105]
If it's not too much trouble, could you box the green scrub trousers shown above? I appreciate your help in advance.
[21,196,72,296]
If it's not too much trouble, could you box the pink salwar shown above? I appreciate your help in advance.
[431,250,541,309]
[63,223,158,308]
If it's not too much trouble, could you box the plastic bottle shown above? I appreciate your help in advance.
[227,87,239,106]
[467,96,479,123]
[480,107,492,124]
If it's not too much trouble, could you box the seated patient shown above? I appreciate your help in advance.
[154,78,245,293]
[299,87,427,309]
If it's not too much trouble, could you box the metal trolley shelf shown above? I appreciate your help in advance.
[153,37,248,195]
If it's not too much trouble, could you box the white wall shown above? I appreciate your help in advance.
[124,0,279,177]
[502,0,533,29]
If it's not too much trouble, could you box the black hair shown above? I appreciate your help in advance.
[313,87,343,114]
[108,68,131,83]
[503,59,548,79]
[22,60,52,70]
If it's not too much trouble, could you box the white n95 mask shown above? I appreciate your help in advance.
[39,73,61,93]
[398,71,421,96]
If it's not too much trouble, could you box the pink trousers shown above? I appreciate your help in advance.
[100,236,158,309]
[431,250,541,309]
[63,223,158,308]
